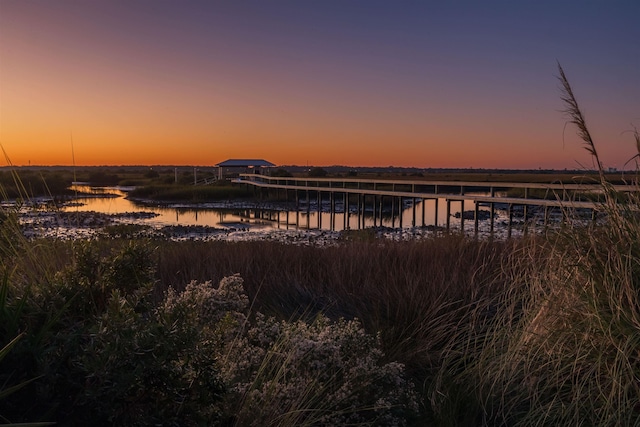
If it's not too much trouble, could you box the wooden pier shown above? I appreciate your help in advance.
[234,174,638,236]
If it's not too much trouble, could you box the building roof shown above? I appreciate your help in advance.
[215,159,275,167]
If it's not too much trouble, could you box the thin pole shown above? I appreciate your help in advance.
[474,201,479,236]
[508,204,513,238]
[446,199,451,231]
[412,197,416,227]
[391,196,395,228]
[373,195,377,226]
[343,193,348,230]
[434,198,439,228]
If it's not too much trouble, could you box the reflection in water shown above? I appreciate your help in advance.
[64,185,490,232]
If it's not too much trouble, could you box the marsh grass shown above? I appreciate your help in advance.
[128,182,254,202]
[428,65,640,425]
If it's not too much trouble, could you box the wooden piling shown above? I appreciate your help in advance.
[489,187,495,236]
[343,193,348,230]
[318,191,322,229]
[373,195,378,226]
[412,197,416,227]
[434,198,439,228]
[446,199,451,231]
[391,196,396,228]
[474,202,479,236]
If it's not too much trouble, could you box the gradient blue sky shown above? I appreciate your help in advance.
[1,1,638,168]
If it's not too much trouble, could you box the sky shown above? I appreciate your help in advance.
[0,1,639,169]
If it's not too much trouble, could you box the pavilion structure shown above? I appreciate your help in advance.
[215,159,275,180]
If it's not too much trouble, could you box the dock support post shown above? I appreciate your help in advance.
[373,195,377,226]
[508,204,513,238]
[490,203,495,236]
[523,187,529,223]
[361,194,366,228]
[412,197,416,227]
[330,192,335,231]
[357,194,362,229]
[295,191,300,228]
[434,198,439,228]
[446,199,451,231]
[474,202,479,236]
[318,191,322,229]
[391,197,395,228]
[343,193,348,230]
[460,186,465,232]
[421,199,425,227]
[399,197,403,228]
[543,205,549,230]
[490,187,495,236]
[306,190,311,229]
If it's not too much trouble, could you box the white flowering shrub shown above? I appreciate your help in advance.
[219,298,419,425]
[158,275,418,425]
[161,275,249,325]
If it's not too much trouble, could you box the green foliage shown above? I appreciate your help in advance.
[104,241,156,295]
[224,312,419,426]
[339,227,378,241]
[0,209,23,259]
[88,171,120,186]
[307,167,328,178]
[0,169,73,199]
[271,168,293,177]
[128,183,253,202]
[143,168,160,179]
[73,288,225,426]
[0,241,165,423]
[100,223,153,239]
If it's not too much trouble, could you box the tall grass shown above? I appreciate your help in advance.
[128,182,254,202]
[429,65,640,425]
[153,237,518,366]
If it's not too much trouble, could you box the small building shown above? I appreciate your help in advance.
[215,159,275,180]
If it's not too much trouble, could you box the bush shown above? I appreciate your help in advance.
[73,287,226,426]
[307,167,328,178]
[223,312,419,426]
[271,168,293,177]
[161,276,420,426]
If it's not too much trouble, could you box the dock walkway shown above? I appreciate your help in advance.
[235,174,638,236]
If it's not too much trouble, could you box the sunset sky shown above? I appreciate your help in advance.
[1,1,638,169]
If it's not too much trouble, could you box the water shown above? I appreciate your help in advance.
[64,185,273,230]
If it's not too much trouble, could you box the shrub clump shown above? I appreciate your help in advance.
[223,311,419,426]
[166,275,419,426]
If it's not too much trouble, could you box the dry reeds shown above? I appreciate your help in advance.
[429,64,640,426]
